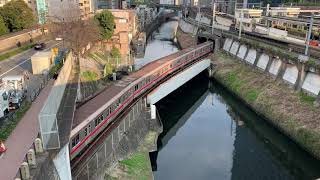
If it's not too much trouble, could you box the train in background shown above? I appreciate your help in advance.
[69,41,214,160]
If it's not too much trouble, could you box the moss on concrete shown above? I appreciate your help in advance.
[118,153,151,180]
[105,132,157,180]
[212,51,320,159]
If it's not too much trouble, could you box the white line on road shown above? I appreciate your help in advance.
[0,42,62,78]
[0,58,31,77]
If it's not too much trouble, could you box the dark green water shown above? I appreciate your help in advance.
[150,72,320,180]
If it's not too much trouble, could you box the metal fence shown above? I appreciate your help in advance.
[38,52,73,150]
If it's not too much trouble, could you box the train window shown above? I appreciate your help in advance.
[95,118,99,127]
[98,115,102,124]
[88,124,91,132]
[84,127,88,136]
[72,134,80,147]
[135,84,139,91]
[109,107,112,115]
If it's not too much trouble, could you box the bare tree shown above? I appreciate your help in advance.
[48,2,101,59]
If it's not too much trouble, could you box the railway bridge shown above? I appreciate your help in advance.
[69,42,214,179]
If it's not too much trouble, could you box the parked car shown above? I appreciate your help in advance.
[34,43,46,50]
[309,40,319,47]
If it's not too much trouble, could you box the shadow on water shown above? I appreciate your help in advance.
[210,82,320,180]
[150,72,320,180]
[149,72,209,171]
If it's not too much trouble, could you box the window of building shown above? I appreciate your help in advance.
[119,19,127,23]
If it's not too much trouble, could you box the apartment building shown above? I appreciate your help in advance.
[97,9,138,58]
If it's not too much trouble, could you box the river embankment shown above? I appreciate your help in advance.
[176,27,320,160]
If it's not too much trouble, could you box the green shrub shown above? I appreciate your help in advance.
[81,71,98,81]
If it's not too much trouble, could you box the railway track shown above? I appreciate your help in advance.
[187,7,320,59]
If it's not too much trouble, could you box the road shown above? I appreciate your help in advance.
[0,40,62,77]
[0,40,62,99]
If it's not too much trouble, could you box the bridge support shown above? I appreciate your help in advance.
[147,59,211,105]
[151,105,156,119]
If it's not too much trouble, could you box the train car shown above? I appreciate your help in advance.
[69,41,213,160]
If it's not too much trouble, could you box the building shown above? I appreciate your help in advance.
[36,0,48,24]
[97,9,138,59]
[47,0,80,22]
[136,5,158,29]
[95,0,122,9]
[79,0,92,19]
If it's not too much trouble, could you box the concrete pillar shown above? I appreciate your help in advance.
[34,138,43,154]
[276,60,287,80]
[151,104,156,119]
[296,63,306,91]
[20,162,30,180]
[112,73,117,81]
[214,38,220,52]
[253,50,262,67]
[264,54,273,73]
[27,149,37,168]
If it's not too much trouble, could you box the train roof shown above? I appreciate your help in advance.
[71,42,210,132]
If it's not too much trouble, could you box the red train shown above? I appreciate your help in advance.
[69,41,214,159]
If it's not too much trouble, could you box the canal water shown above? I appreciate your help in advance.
[134,20,179,70]
[136,19,320,180]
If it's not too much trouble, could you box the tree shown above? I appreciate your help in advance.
[110,46,121,58]
[0,0,34,32]
[51,18,101,58]
[0,16,8,36]
[94,10,115,40]
[104,63,113,77]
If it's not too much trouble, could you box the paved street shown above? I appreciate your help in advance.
[0,40,62,100]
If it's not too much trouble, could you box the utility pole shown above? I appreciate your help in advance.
[211,0,216,35]
[238,8,243,39]
[305,14,314,56]
[197,2,200,30]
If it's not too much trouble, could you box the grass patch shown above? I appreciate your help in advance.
[119,153,150,180]
[0,102,31,141]
[299,92,316,106]
[245,89,259,103]
[0,43,34,61]
[81,71,98,82]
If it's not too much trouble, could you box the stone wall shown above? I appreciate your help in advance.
[72,97,161,180]
[222,38,320,97]
[0,29,42,52]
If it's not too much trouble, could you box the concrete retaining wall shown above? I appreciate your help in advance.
[269,59,282,76]
[0,29,42,52]
[237,45,247,60]
[222,38,320,96]
[244,49,257,65]
[282,64,298,85]
[179,19,195,34]
[256,53,269,70]
[229,41,239,56]
[302,72,320,95]
[223,38,233,52]
[72,98,161,180]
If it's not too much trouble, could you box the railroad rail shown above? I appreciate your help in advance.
[69,42,214,161]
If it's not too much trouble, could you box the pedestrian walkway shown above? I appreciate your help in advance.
[0,80,54,180]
